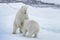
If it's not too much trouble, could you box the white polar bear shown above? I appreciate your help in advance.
[12,6,29,34]
[22,19,39,38]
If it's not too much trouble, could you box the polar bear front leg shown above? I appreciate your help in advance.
[12,23,18,34]
[27,31,33,38]
[34,33,37,38]
[19,27,23,33]
[22,29,27,37]
[22,31,26,37]
[34,30,39,38]
[27,33,32,38]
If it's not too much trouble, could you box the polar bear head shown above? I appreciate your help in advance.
[20,6,27,14]
[20,6,28,20]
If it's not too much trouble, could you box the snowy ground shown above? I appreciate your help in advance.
[41,0,60,4]
[0,3,60,40]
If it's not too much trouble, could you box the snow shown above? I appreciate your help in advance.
[41,0,60,4]
[0,3,60,40]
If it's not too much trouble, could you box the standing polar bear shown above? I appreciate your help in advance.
[22,19,39,38]
[12,6,28,34]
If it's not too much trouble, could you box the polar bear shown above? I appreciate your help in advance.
[12,6,29,34]
[22,19,39,38]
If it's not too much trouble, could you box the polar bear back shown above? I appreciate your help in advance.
[23,20,39,32]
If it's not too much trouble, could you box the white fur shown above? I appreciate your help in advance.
[12,6,28,34]
[22,20,39,38]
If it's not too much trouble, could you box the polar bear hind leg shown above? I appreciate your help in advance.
[12,22,18,34]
